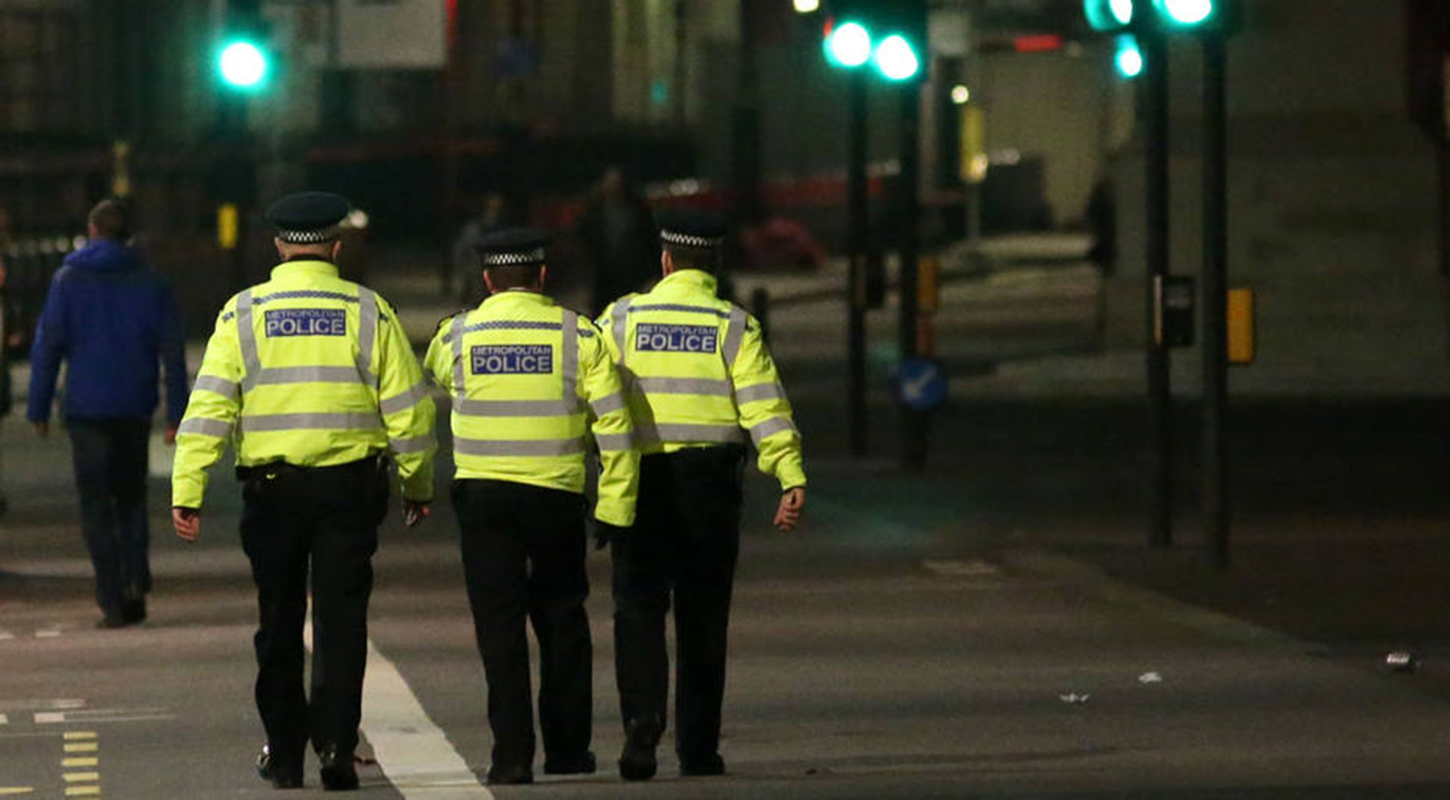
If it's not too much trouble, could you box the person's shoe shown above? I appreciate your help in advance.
[485,764,534,785]
[618,714,663,782]
[543,751,597,775]
[95,614,129,630]
[122,598,146,624]
[679,752,726,776]
[257,745,304,789]
[318,744,359,791]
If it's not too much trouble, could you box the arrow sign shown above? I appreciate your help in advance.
[897,358,947,411]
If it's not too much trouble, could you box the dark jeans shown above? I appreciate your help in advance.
[611,445,744,762]
[66,417,152,617]
[452,479,592,771]
[239,457,384,769]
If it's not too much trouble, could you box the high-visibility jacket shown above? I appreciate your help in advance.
[596,269,805,491]
[172,259,437,509]
[423,290,639,527]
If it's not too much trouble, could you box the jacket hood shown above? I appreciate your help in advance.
[64,238,143,273]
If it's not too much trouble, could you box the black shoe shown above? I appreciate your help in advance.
[543,751,596,775]
[122,598,146,624]
[679,752,726,776]
[318,744,359,791]
[257,745,304,789]
[618,714,663,782]
[486,764,534,785]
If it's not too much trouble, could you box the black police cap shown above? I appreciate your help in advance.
[265,192,352,244]
[656,208,728,249]
[473,227,552,267]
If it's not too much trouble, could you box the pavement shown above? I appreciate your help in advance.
[2,238,1450,797]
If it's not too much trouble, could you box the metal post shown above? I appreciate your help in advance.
[1143,31,1173,548]
[848,69,869,457]
[1202,33,1230,569]
[732,0,764,226]
[900,80,927,470]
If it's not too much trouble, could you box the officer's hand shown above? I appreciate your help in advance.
[773,487,806,532]
[592,521,624,550]
[403,500,431,529]
[173,507,201,542]
[31,422,47,438]
[163,426,178,446]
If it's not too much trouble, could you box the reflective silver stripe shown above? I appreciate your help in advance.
[389,434,435,454]
[635,377,732,396]
[236,290,260,392]
[453,437,586,457]
[734,382,785,404]
[636,422,745,445]
[627,303,730,318]
[453,398,577,417]
[560,309,579,408]
[178,417,233,438]
[254,366,369,385]
[748,416,797,444]
[380,380,431,415]
[450,314,466,397]
[594,432,634,452]
[239,412,383,433]
[193,375,239,401]
[356,288,378,387]
[722,306,747,368]
[589,392,626,417]
[610,298,632,356]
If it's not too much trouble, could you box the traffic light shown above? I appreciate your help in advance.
[1152,0,1233,32]
[821,0,926,82]
[1084,0,1135,32]
[1114,34,1144,78]
[218,39,269,90]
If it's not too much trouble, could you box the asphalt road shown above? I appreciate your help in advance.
[5,262,1450,798]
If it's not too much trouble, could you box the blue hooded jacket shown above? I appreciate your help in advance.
[27,238,189,425]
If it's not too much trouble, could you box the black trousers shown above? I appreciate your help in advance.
[611,445,744,762]
[452,479,592,770]
[238,457,385,768]
[67,417,152,617]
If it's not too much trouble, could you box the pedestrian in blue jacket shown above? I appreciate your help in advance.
[27,199,189,628]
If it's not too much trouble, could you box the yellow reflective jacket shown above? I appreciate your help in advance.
[423,290,639,527]
[172,259,437,508]
[596,269,806,491]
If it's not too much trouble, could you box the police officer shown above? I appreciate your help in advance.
[171,192,437,791]
[596,209,806,781]
[423,228,638,785]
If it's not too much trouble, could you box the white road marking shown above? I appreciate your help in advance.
[0,631,14,641]
[923,558,1002,578]
[34,630,60,639]
[304,620,495,799]
[34,713,64,724]
[36,709,172,725]
[0,714,7,726]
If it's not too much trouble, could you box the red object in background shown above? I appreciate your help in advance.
[1013,34,1064,53]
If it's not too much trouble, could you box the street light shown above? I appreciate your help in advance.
[793,0,821,13]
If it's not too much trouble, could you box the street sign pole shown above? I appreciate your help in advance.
[1143,30,1174,548]
[900,76,927,470]
[848,68,869,457]
[1202,31,1230,569]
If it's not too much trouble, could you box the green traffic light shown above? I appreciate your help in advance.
[1084,0,1135,31]
[826,21,872,68]
[1154,0,1214,26]
[873,35,920,81]
[219,40,268,89]
[1114,34,1143,78]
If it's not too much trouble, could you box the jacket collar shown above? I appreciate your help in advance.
[270,259,340,281]
[480,288,554,311]
[655,269,717,295]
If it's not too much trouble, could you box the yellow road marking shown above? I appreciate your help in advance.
[62,773,100,783]
[0,789,35,796]
[63,787,100,797]
[62,758,98,768]
[63,742,98,753]
[63,732,97,741]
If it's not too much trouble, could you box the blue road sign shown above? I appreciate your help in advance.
[897,358,947,411]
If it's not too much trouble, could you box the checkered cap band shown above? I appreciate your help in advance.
[481,248,546,267]
[661,230,724,249]
[278,225,341,244]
